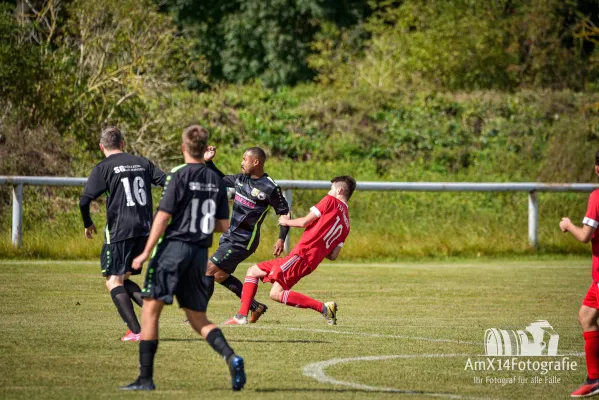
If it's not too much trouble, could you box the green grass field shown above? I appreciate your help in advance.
[0,257,594,399]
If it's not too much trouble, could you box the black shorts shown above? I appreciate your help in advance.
[209,238,254,274]
[142,240,210,312]
[100,236,147,277]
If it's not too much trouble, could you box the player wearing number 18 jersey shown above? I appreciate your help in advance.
[79,127,166,341]
[121,125,245,392]
[225,176,355,326]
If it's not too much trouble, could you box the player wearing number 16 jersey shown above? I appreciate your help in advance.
[79,127,166,341]
[224,176,355,326]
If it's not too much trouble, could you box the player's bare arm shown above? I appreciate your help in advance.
[325,244,343,261]
[560,217,596,243]
[278,212,319,228]
[132,211,172,270]
[272,213,290,256]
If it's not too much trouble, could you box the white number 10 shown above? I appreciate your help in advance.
[323,216,343,249]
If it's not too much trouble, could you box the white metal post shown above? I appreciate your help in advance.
[12,184,23,248]
[283,188,292,254]
[528,191,538,248]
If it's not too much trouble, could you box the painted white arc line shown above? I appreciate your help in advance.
[303,354,491,400]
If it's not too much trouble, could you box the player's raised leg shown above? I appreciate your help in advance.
[224,264,267,325]
[572,304,599,397]
[269,282,338,325]
[120,298,164,390]
[185,309,246,391]
[106,273,141,341]
[207,257,267,320]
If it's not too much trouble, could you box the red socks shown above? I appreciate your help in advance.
[584,331,599,379]
[238,277,258,317]
[281,290,323,313]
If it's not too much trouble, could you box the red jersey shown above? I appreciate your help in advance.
[585,190,599,282]
[290,195,350,267]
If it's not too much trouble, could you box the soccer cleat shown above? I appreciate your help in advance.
[228,355,246,391]
[119,377,155,391]
[322,302,338,325]
[121,330,141,342]
[572,379,599,397]
[249,303,268,324]
[223,315,248,325]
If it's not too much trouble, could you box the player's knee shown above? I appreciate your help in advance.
[579,308,598,330]
[247,264,261,277]
[269,287,283,302]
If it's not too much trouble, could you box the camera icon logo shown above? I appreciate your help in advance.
[484,320,559,356]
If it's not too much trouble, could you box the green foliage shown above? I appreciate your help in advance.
[158,0,370,87]
[310,0,599,91]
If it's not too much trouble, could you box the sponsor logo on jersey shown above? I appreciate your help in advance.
[113,165,145,173]
[235,193,256,208]
[251,187,267,200]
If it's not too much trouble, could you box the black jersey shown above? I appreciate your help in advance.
[80,152,166,244]
[206,161,290,251]
[158,163,229,247]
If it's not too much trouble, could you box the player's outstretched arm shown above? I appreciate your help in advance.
[325,244,343,261]
[278,211,319,229]
[560,217,595,243]
[132,211,172,270]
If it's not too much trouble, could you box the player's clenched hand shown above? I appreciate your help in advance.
[84,224,97,239]
[132,252,149,270]
[273,238,285,257]
[559,217,572,232]
[278,214,290,226]
[204,146,217,162]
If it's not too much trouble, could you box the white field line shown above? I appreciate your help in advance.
[247,325,478,345]
[303,354,490,399]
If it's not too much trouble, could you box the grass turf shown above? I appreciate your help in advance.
[0,257,593,399]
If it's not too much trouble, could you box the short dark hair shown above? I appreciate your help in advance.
[245,147,266,163]
[331,175,356,200]
[100,127,124,150]
[182,125,209,159]
[595,148,599,166]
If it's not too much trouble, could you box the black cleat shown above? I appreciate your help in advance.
[228,355,246,391]
[119,377,155,391]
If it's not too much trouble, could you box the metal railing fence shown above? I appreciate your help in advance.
[2,176,599,250]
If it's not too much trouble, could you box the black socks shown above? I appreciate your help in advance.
[139,340,158,383]
[219,275,260,311]
[110,286,141,334]
[206,328,235,363]
[124,279,143,307]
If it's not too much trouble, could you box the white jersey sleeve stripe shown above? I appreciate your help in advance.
[583,217,599,228]
[310,206,322,217]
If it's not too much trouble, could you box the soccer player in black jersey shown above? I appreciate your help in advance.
[79,127,166,342]
[204,145,290,323]
[120,125,245,392]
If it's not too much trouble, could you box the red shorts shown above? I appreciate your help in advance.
[583,283,599,309]
[257,254,317,290]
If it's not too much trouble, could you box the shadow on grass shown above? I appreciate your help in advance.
[160,338,331,344]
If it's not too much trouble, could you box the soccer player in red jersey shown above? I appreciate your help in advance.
[560,151,599,398]
[224,176,356,325]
